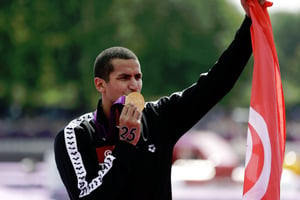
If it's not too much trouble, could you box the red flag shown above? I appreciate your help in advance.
[243,1,286,200]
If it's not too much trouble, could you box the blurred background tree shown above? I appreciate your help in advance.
[272,13,300,109]
[0,0,299,118]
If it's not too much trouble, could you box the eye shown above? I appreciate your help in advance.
[135,74,142,80]
[118,74,131,80]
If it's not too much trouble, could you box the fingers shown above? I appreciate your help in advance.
[121,104,142,121]
[259,0,265,6]
[241,0,266,17]
[119,104,142,146]
[241,0,250,16]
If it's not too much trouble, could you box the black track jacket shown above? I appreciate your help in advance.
[54,16,252,200]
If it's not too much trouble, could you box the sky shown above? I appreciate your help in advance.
[228,0,300,13]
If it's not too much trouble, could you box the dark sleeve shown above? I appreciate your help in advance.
[54,120,138,200]
[154,16,253,142]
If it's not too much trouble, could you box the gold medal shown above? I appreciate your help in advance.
[125,92,145,112]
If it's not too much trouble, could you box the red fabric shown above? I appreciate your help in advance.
[96,145,115,163]
[243,1,286,199]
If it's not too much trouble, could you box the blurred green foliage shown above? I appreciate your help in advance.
[0,0,299,115]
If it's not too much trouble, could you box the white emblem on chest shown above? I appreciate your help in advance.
[148,144,156,153]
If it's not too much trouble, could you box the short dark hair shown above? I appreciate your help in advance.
[94,46,138,81]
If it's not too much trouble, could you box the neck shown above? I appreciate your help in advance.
[101,95,126,120]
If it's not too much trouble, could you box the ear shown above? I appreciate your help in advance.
[94,77,106,93]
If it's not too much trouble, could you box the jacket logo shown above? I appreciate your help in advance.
[148,144,156,153]
[96,145,115,163]
[104,149,112,157]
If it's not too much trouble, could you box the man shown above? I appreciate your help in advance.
[54,1,265,199]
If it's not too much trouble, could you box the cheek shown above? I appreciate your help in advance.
[111,84,128,97]
[138,81,143,91]
[105,82,122,95]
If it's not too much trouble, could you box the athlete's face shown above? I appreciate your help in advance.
[95,58,143,106]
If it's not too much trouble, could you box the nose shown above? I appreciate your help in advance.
[129,78,139,91]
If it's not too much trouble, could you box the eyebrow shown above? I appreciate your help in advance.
[117,72,142,78]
